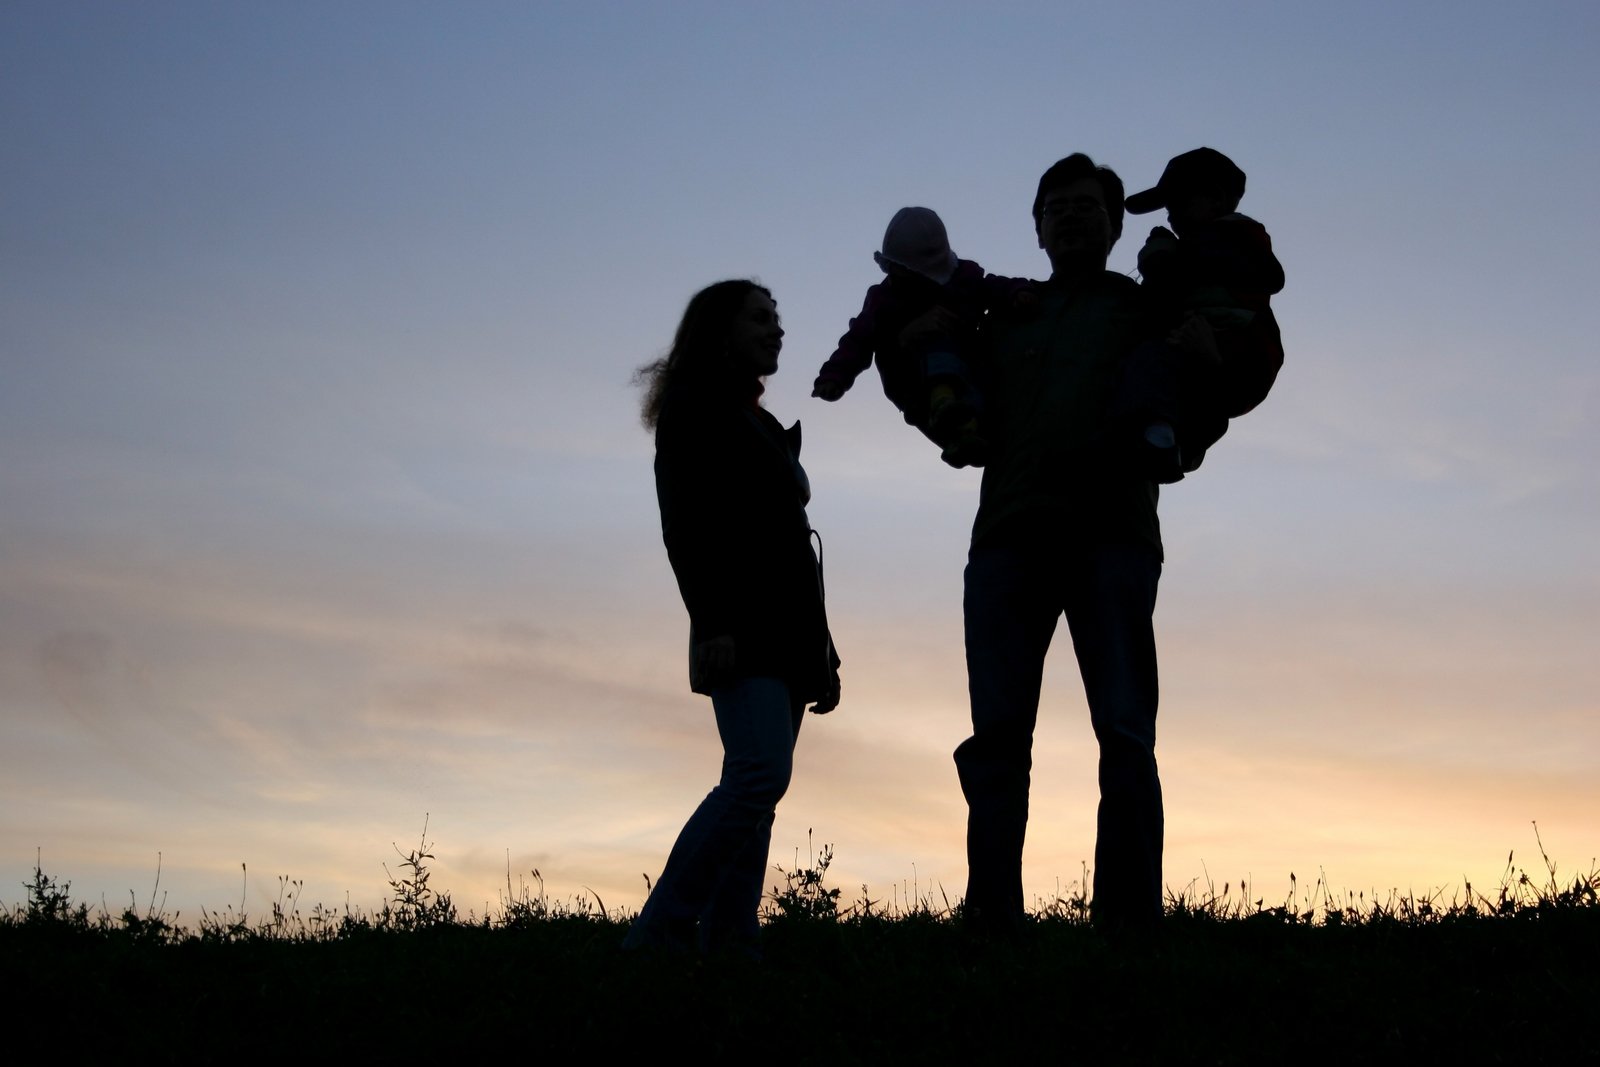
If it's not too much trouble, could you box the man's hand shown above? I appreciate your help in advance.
[1169,313,1221,365]
[897,307,961,351]
[690,634,736,689]
[809,674,841,715]
[812,379,845,401]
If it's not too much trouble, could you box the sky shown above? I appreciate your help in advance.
[3,1,1597,923]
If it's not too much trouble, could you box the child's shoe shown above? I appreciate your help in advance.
[1140,422,1185,484]
[928,390,975,438]
[941,426,989,469]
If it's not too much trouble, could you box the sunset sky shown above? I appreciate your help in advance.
[4,1,1597,922]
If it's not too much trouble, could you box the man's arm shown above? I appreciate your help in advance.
[1189,215,1285,296]
[1216,307,1284,417]
[1178,217,1285,416]
[974,269,1037,316]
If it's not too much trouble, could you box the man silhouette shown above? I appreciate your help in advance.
[953,153,1166,932]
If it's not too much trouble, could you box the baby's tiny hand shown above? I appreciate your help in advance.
[1138,227,1180,280]
[813,379,845,401]
[1141,226,1178,251]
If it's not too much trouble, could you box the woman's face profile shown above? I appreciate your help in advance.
[727,290,784,377]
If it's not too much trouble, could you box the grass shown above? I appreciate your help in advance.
[3,826,1596,1061]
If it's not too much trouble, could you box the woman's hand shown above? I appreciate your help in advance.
[809,674,841,715]
[690,634,737,689]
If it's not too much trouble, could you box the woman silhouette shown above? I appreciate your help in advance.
[625,280,841,954]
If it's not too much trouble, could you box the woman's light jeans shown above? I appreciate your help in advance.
[624,676,804,952]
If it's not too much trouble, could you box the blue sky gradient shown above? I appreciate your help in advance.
[3,1,1596,917]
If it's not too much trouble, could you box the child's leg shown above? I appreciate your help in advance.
[1115,339,1181,426]
[924,348,977,430]
[921,349,990,469]
[1173,354,1230,474]
[1115,339,1185,482]
[876,345,931,428]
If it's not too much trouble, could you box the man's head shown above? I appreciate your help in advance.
[1032,153,1124,276]
[1124,147,1245,235]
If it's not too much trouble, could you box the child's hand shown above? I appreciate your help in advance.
[1138,226,1179,280]
[1140,227,1179,257]
[1010,287,1039,315]
[812,379,845,401]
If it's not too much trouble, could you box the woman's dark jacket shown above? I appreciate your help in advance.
[654,378,839,703]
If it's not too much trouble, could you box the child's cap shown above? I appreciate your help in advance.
[873,206,958,285]
[1125,148,1246,215]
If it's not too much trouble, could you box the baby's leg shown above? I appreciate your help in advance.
[1110,339,1190,482]
[922,348,989,468]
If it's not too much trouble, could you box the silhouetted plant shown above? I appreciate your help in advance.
[1034,863,1093,924]
[23,852,86,927]
[112,852,178,943]
[768,830,841,921]
[6,822,1595,941]
[380,816,456,930]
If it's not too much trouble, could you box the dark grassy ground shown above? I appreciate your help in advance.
[4,847,1596,1061]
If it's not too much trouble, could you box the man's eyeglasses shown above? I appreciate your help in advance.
[1039,197,1107,219]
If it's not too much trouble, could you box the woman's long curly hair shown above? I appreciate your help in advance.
[636,279,770,429]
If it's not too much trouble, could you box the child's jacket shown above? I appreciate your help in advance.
[814,260,1025,415]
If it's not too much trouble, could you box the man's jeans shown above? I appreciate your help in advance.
[955,539,1163,926]
[624,676,803,951]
